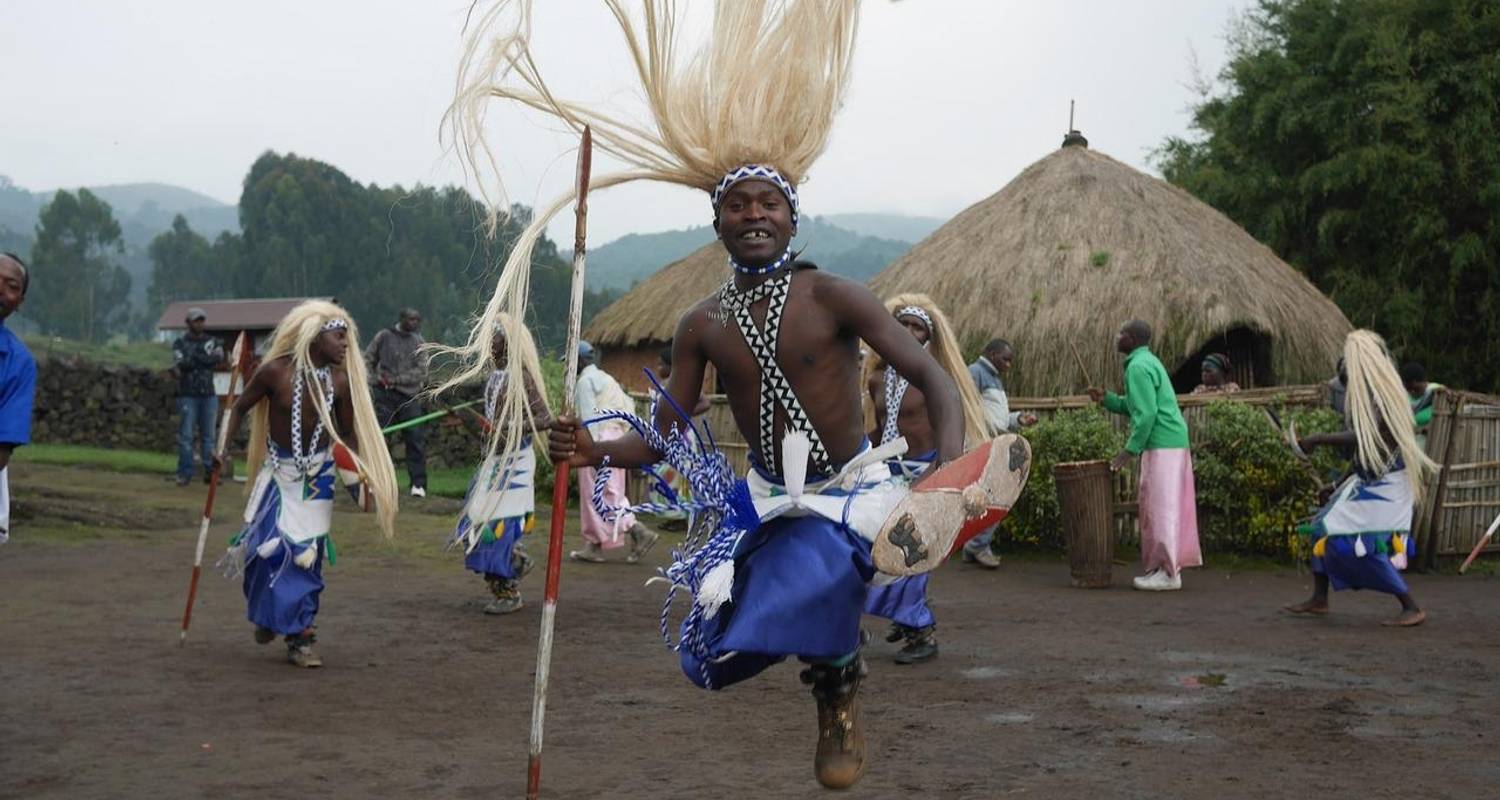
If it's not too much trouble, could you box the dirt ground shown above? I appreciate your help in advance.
[3,463,1499,800]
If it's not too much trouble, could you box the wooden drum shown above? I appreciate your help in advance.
[1053,459,1114,588]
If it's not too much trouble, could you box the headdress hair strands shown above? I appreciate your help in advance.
[1342,329,1437,494]
[440,0,860,462]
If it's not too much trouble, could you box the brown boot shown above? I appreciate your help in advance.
[483,576,524,615]
[799,657,868,790]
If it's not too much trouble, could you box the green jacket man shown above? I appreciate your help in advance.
[1087,320,1201,591]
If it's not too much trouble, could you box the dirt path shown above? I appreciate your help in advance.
[2,464,1499,799]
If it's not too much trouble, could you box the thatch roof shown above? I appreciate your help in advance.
[869,142,1352,396]
[585,243,730,348]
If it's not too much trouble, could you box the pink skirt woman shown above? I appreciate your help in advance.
[1137,448,1203,576]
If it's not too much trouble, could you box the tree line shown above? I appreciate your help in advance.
[21,151,617,352]
[1156,0,1500,390]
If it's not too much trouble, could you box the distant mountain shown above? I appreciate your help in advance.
[0,176,240,306]
[582,225,717,291]
[821,213,945,244]
[582,214,921,291]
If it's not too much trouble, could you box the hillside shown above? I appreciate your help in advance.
[821,213,945,243]
[582,214,923,291]
[0,176,241,307]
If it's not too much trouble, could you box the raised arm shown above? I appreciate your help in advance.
[824,277,963,464]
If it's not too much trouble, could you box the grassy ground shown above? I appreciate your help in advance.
[15,443,178,473]
[23,334,173,368]
[15,443,479,500]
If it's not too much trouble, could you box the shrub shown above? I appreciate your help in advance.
[1191,401,1347,558]
[995,407,1124,549]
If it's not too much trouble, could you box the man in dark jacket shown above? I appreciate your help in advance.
[365,308,430,496]
[172,307,224,486]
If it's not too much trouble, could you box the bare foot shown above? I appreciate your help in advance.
[1282,600,1329,616]
[1380,608,1426,627]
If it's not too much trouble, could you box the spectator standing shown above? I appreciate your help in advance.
[0,253,37,544]
[365,308,430,497]
[569,341,657,563]
[1087,320,1202,591]
[172,307,224,486]
[964,338,1036,567]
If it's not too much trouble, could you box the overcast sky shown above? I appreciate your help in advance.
[1,0,1245,245]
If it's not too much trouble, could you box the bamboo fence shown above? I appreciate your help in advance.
[622,385,1500,566]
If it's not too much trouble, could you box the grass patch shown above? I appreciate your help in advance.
[23,335,173,369]
[15,444,177,474]
[1089,249,1111,268]
[17,444,481,499]
[396,465,477,500]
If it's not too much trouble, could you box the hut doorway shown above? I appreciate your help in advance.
[1171,327,1273,393]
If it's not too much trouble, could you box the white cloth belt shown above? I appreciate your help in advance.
[747,434,909,542]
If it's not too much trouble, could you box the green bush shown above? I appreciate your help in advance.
[1191,401,1347,558]
[995,407,1124,550]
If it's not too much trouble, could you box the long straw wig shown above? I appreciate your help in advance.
[492,311,553,456]
[443,0,859,455]
[245,300,399,538]
[863,293,993,446]
[1342,329,1437,494]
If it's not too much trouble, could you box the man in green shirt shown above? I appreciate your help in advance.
[1087,320,1202,591]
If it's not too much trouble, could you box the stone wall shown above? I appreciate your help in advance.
[32,358,180,451]
[31,356,486,469]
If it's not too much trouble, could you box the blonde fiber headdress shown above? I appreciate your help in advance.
[245,300,400,538]
[1342,329,1437,494]
[442,0,859,455]
[863,293,993,446]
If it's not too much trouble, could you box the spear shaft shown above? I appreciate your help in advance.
[179,332,251,645]
[527,125,592,800]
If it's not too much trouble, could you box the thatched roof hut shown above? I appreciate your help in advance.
[583,243,729,392]
[870,136,1352,395]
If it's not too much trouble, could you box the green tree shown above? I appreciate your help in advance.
[1156,0,1500,388]
[28,188,132,342]
[228,151,612,353]
[146,215,219,321]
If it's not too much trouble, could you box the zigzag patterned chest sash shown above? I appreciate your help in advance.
[718,270,832,474]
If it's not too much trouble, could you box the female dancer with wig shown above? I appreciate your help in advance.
[451,317,552,615]
[445,1,984,789]
[217,300,398,667]
[1284,330,1437,627]
[863,294,990,664]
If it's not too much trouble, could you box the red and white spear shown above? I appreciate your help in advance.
[527,125,592,800]
[179,331,252,645]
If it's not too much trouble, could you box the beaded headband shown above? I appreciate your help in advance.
[322,318,349,333]
[711,165,800,227]
[895,305,933,333]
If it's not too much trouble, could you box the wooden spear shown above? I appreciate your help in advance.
[1068,339,1094,390]
[527,125,592,800]
[179,331,252,645]
[1458,510,1500,575]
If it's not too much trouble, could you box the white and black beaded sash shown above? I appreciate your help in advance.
[484,369,506,421]
[717,266,832,474]
[286,366,335,476]
[881,365,910,446]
